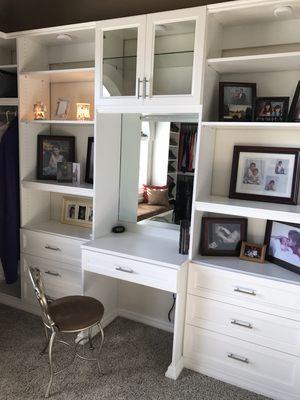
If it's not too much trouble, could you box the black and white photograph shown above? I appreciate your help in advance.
[78,205,86,220]
[254,97,289,122]
[240,242,266,263]
[57,161,73,183]
[66,203,76,220]
[61,197,93,228]
[265,221,300,274]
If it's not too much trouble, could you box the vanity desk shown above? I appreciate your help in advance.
[81,230,189,379]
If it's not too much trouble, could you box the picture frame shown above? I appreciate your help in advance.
[240,241,266,263]
[54,98,70,119]
[288,81,300,122]
[37,135,75,180]
[229,146,300,205]
[219,82,256,122]
[264,220,300,275]
[61,196,93,228]
[57,161,73,183]
[200,217,247,256]
[85,137,94,184]
[254,97,289,122]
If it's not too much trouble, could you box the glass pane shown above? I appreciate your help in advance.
[152,20,195,96]
[102,28,138,97]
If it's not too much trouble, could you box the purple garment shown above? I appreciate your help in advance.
[0,118,20,283]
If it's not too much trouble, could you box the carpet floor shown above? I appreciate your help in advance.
[0,303,270,400]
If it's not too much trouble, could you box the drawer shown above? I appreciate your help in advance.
[186,295,300,356]
[21,229,85,266]
[184,325,300,399]
[82,250,178,293]
[188,263,300,321]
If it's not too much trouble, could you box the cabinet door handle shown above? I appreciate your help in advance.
[45,271,61,277]
[234,287,256,296]
[138,78,143,99]
[231,319,253,329]
[227,353,249,364]
[45,245,61,252]
[115,266,134,274]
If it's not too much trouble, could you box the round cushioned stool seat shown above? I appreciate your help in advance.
[48,296,104,332]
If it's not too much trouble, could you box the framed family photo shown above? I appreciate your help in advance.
[240,242,266,263]
[61,196,93,228]
[219,82,256,122]
[200,217,247,256]
[265,220,300,275]
[289,81,300,122]
[229,146,300,204]
[254,97,289,122]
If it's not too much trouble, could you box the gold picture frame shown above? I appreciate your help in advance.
[61,196,93,228]
[240,241,266,263]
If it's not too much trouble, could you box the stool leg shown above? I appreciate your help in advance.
[96,323,104,374]
[45,331,56,398]
[88,327,94,350]
[41,325,50,355]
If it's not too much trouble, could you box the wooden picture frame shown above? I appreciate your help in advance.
[264,220,300,275]
[85,137,94,184]
[229,146,300,205]
[288,81,300,122]
[254,97,289,122]
[240,241,266,263]
[219,82,256,122]
[200,217,247,256]
[61,196,93,228]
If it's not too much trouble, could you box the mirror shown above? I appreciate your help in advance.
[119,113,199,226]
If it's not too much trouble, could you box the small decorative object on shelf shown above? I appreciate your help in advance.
[76,102,91,120]
[289,81,300,122]
[240,241,266,263]
[219,82,256,122]
[54,98,70,119]
[112,225,125,234]
[201,217,247,257]
[85,137,94,184]
[61,196,93,228]
[33,101,46,120]
[264,220,300,275]
[254,97,289,122]
[37,135,75,180]
[229,145,300,205]
[72,163,80,185]
[179,220,190,255]
[57,161,73,183]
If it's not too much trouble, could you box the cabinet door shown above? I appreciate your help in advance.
[144,7,207,106]
[95,16,147,106]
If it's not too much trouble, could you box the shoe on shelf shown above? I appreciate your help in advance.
[169,150,177,159]
[169,138,178,146]
[171,122,179,132]
[168,163,176,173]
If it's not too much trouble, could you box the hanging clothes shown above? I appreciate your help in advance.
[178,123,198,173]
[0,118,20,284]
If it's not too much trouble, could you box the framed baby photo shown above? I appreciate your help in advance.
[37,135,75,180]
[200,217,247,256]
[264,220,300,275]
[61,196,93,228]
[219,82,256,122]
[254,97,289,122]
[229,146,300,205]
[289,81,300,122]
[240,242,266,263]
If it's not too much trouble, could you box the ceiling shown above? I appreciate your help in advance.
[0,0,232,33]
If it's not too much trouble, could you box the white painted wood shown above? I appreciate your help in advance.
[21,179,94,197]
[21,119,94,125]
[19,67,95,82]
[23,220,92,241]
[0,98,18,106]
[202,121,300,130]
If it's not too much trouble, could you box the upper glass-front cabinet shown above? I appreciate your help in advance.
[96,7,206,107]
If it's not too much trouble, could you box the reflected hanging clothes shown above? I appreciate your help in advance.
[0,118,20,284]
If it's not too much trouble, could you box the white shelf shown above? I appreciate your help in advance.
[24,220,92,241]
[178,172,194,176]
[202,122,300,130]
[21,119,94,125]
[0,64,17,73]
[195,196,300,224]
[22,179,94,197]
[0,98,18,106]
[19,67,95,83]
[207,51,300,74]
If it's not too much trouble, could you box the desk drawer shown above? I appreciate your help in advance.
[184,325,300,398]
[21,229,84,266]
[82,250,178,293]
[186,295,300,356]
[188,263,300,320]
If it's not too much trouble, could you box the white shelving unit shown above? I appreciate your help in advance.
[21,119,94,125]
[21,179,94,197]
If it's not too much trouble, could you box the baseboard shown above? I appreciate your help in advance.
[118,308,174,333]
[165,357,184,380]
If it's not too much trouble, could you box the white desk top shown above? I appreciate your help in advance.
[82,231,188,269]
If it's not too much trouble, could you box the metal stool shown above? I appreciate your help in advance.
[28,267,105,398]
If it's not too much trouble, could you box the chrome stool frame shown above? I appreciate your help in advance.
[28,267,105,398]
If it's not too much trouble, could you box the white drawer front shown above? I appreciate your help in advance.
[184,325,300,399]
[189,263,300,320]
[186,295,300,356]
[21,229,84,266]
[82,250,178,293]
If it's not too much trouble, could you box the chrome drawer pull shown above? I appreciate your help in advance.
[231,319,253,329]
[227,353,249,364]
[45,245,61,252]
[45,271,61,277]
[115,266,134,274]
[234,287,256,296]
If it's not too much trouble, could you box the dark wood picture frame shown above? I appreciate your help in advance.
[229,145,300,205]
[85,137,94,184]
[264,220,300,275]
[200,217,248,256]
[288,81,300,122]
[240,241,266,263]
[254,96,289,122]
[219,82,256,122]
[37,135,75,180]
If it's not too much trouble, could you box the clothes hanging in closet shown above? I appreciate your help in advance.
[178,123,198,173]
[0,118,20,284]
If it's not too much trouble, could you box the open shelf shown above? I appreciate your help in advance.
[202,122,300,130]
[195,196,300,224]
[207,51,300,74]
[22,179,94,197]
[21,119,94,125]
[23,220,92,241]
[19,67,95,83]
